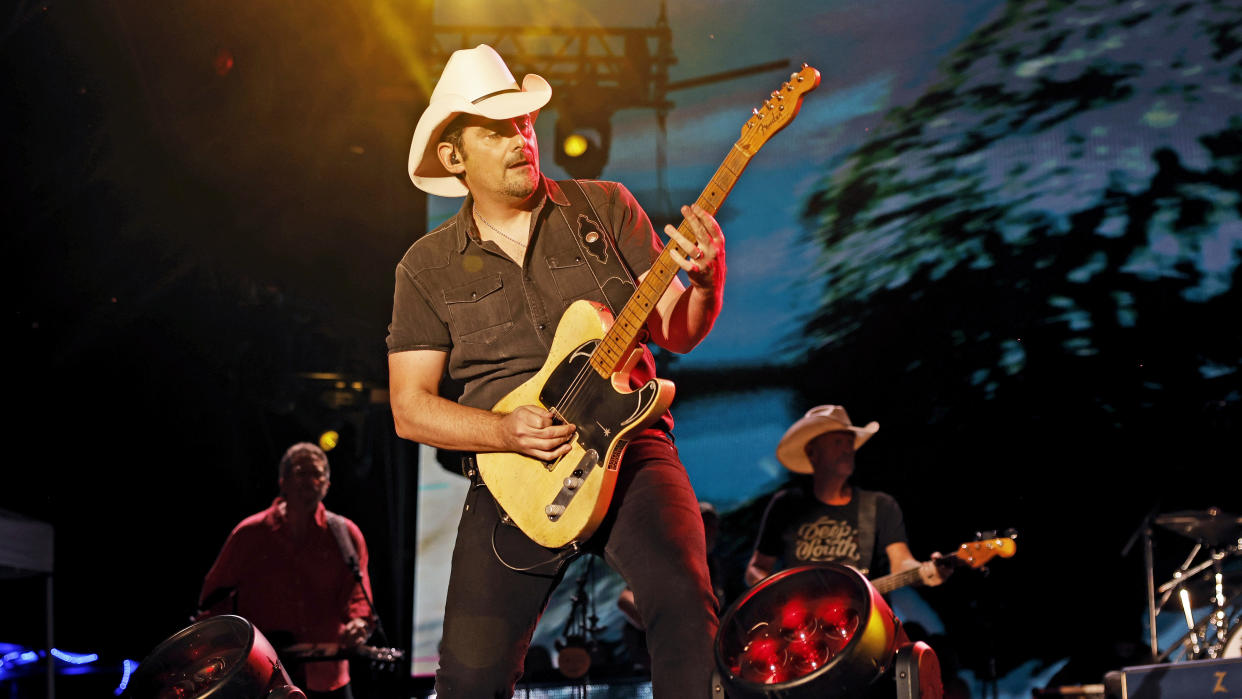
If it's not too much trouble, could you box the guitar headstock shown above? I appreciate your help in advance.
[952,534,1017,569]
[738,64,821,153]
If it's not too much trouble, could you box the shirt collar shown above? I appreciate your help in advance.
[452,176,570,254]
[266,496,327,530]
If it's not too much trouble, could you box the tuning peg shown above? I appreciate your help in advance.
[1003,528,1019,540]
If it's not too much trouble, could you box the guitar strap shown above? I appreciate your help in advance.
[855,488,877,577]
[554,180,642,321]
[325,512,362,581]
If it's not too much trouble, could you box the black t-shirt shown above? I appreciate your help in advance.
[754,485,907,576]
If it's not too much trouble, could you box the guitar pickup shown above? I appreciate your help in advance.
[541,411,575,472]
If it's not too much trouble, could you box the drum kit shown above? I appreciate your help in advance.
[1147,507,1242,662]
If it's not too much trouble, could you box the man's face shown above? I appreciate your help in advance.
[805,430,856,477]
[280,451,329,508]
[456,113,541,200]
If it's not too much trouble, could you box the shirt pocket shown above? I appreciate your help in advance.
[546,250,607,305]
[443,274,514,345]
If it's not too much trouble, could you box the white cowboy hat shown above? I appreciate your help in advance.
[407,44,552,197]
[775,405,880,474]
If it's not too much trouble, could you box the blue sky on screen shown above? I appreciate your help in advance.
[426,0,1005,368]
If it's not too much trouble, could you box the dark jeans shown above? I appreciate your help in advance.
[434,434,720,698]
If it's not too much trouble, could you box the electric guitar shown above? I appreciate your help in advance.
[869,536,1017,594]
[477,65,822,548]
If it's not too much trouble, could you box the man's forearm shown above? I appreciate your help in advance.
[660,283,723,353]
[391,389,509,453]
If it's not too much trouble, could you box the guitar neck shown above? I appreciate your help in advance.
[868,536,1017,593]
[870,566,924,594]
[588,145,754,377]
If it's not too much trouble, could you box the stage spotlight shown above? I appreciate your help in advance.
[122,615,305,698]
[318,430,340,452]
[554,107,612,180]
[713,563,942,699]
[562,132,590,158]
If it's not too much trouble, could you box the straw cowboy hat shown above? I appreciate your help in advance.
[407,44,552,197]
[775,405,880,474]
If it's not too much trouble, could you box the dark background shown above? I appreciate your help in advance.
[3,2,427,692]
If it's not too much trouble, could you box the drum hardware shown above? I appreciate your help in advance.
[553,555,604,680]
[1136,507,1242,662]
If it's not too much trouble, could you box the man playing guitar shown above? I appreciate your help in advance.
[745,405,951,587]
[386,45,728,698]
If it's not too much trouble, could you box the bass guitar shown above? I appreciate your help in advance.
[477,65,822,548]
[870,535,1017,594]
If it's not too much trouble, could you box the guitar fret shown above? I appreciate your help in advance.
[872,568,922,594]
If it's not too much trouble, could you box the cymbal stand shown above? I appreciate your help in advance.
[1154,542,1235,660]
[1203,550,1232,657]
[1144,524,1157,659]
[1123,507,1160,659]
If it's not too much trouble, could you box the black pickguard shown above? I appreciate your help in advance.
[538,339,661,456]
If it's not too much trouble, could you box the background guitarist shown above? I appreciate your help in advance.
[197,442,376,699]
[744,405,952,588]
[386,45,728,698]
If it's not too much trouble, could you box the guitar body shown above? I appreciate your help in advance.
[476,300,675,549]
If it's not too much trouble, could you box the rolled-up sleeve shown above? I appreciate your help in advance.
[386,260,451,353]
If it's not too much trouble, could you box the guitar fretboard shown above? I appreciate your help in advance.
[589,145,754,376]
[871,567,924,594]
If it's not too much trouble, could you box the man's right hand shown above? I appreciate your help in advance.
[499,405,576,461]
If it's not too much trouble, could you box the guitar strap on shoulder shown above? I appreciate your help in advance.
[555,179,642,319]
[325,512,362,581]
[855,489,877,577]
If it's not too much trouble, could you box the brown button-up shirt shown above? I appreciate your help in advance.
[387,178,671,430]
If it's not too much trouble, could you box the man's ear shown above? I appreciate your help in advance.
[438,142,464,173]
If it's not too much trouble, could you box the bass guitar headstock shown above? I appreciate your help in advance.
[952,530,1018,569]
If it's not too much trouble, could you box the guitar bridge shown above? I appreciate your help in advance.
[545,449,599,521]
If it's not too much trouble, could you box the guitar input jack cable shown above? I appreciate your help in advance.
[491,506,581,573]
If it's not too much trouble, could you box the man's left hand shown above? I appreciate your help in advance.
[917,552,953,587]
[666,204,726,292]
[340,617,371,648]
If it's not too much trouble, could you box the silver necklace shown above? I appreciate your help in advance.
[474,208,527,248]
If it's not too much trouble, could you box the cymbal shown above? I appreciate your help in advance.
[1155,508,1242,546]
